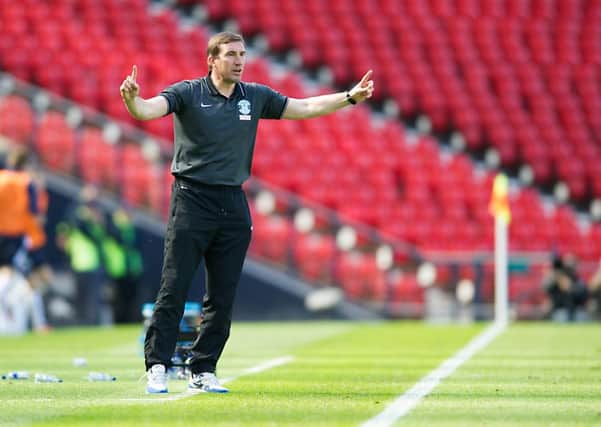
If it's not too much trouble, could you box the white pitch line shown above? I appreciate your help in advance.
[361,321,507,427]
[122,355,295,403]
[222,355,295,380]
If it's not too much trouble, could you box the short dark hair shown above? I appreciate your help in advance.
[207,32,245,58]
[207,32,245,71]
[6,146,30,170]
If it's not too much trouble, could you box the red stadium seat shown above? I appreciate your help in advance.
[293,233,336,283]
[119,144,161,209]
[335,251,387,301]
[36,111,76,173]
[78,127,119,188]
[389,272,424,306]
[250,213,293,265]
[0,95,34,145]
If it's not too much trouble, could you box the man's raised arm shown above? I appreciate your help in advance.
[282,70,374,120]
[120,65,169,121]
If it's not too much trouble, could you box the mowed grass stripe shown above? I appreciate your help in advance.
[120,355,295,403]
[362,322,506,427]
[213,322,485,427]
[0,322,355,425]
[398,323,601,427]
[0,322,484,426]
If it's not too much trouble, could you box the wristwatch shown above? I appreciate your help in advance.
[346,92,357,105]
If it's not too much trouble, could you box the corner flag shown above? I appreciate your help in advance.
[489,173,511,224]
[489,173,510,325]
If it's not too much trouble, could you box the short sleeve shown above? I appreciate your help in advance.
[255,84,289,119]
[160,80,193,115]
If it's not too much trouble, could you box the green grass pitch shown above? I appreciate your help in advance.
[1,321,600,426]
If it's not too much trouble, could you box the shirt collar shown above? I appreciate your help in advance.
[205,74,245,98]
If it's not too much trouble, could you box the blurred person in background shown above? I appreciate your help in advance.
[120,31,374,393]
[104,207,143,324]
[13,173,53,333]
[587,259,601,320]
[542,253,589,322]
[0,146,51,334]
[56,185,110,326]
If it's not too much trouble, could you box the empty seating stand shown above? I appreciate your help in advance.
[195,0,601,202]
[2,0,599,313]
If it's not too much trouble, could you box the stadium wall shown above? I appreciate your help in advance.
[42,173,380,323]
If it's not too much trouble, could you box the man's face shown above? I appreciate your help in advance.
[210,41,246,83]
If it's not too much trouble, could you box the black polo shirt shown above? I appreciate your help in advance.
[159,76,288,186]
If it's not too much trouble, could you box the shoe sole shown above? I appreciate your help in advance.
[187,386,229,393]
[146,388,168,394]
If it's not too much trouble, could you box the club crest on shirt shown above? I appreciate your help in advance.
[238,99,251,120]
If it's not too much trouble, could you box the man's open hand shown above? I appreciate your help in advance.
[348,70,374,103]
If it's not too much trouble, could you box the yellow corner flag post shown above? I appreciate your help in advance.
[489,173,511,326]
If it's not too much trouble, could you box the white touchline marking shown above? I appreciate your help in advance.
[121,355,295,403]
[221,355,295,380]
[360,321,507,427]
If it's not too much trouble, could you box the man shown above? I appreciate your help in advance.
[56,185,108,326]
[0,147,50,334]
[588,258,601,320]
[120,31,374,394]
[104,207,143,324]
[17,180,53,333]
[542,253,589,322]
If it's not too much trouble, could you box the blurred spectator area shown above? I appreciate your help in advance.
[1,75,600,319]
[0,0,599,255]
[0,0,600,320]
[2,77,599,261]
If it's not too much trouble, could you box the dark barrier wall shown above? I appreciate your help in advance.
[43,188,334,322]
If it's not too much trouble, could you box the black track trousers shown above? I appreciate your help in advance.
[144,178,252,373]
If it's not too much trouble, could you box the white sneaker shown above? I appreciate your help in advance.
[146,364,168,394]
[188,372,229,393]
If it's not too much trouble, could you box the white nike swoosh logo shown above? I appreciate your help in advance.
[201,103,212,107]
